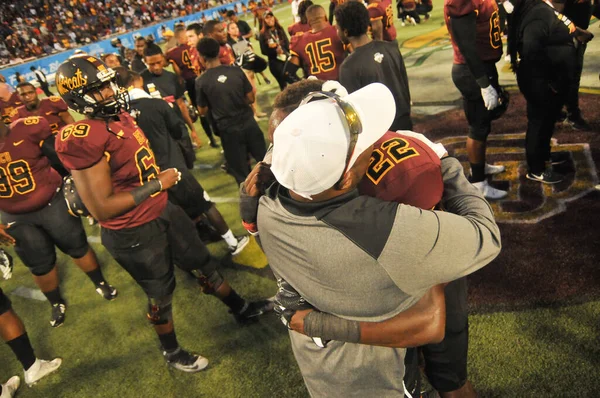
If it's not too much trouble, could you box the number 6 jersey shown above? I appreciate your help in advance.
[444,0,503,64]
[55,112,167,230]
[0,117,62,214]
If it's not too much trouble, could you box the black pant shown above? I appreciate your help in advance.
[517,67,566,174]
[40,82,53,97]
[268,58,287,90]
[219,116,267,184]
[451,62,499,142]
[566,42,587,115]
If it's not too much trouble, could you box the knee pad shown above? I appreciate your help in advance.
[0,289,12,316]
[67,243,90,260]
[467,123,491,142]
[191,270,224,294]
[147,295,173,325]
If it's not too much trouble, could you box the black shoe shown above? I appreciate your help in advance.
[50,303,66,328]
[549,151,571,166]
[95,281,118,301]
[231,299,275,324]
[526,169,564,184]
[209,141,220,148]
[162,347,209,373]
[264,77,271,85]
[567,113,591,130]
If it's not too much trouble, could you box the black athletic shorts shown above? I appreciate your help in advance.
[0,287,11,315]
[451,62,499,141]
[1,192,89,276]
[167,170,213,220]
[101,201,219,298]
[421,277,469,392]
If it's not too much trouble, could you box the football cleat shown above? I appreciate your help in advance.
[50,303,66,328]
[232,299,275,325]
[24,358,62,387]
[163,348,208,373]
[229,236,250,256]
[95,282,118,301]
[0,376,20,398]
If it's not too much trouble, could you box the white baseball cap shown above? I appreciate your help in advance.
[271,83,396,199]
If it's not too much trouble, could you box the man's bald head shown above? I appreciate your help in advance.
[306,5,327,27]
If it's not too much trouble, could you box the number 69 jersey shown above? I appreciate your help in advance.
[290,24,346,81]
[444,0,503,64]
[55,113,167,230]
[358,131,443,210]
[0,117,62,214]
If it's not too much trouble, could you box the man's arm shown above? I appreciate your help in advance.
[175,97,197,135]
[71,159,179,222]
[371,19,384,41]
[58,110,75,125]
[449,13,489,88]
[41,135,69,177]
[161,101,185,140]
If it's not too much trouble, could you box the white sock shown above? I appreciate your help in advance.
[221,230,237,247]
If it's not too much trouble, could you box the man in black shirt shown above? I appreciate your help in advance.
[335,1,412,131]
[553,0,594,130]
[227,10,253,40]
[141,44,200,154]
[118,68,250,255]
[195,38,267,184]
[131,36,147,73]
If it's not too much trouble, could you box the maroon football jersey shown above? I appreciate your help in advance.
[13,97,69,134]
[0,92,22,125]
[368,0,397,42]
[166,44,200,80]
[288,22,310,37]
[444,0,503,64]
[331,0,348,6]
[0,117,62,214]
[55,113,167,230]
[219,44,235,66]
[359,131,443,210]
[290,25,346,81]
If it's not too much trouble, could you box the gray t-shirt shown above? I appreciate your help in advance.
[256,157,501,396]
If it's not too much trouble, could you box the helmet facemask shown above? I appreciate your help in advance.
[80,69,130,119]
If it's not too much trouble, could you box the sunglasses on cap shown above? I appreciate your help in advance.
[299,90,363,180]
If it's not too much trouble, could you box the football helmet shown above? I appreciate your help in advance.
[55,55,129,118]
[63,175,90,218]
[489,86,510,120]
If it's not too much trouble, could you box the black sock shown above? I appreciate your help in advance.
[470,162,485,183]
[85,268,106,286]
[221,290,246,314]
[7,333,36,370]
[43,287,64,306]
[158,331,179,352]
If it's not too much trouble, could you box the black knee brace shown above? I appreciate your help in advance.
[191,270,224,294]
[147,295,173,325]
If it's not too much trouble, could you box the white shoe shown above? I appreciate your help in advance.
[472,180,507,200]
[0,376,20,398]
[24,358,62,387]
[229,236,250,256]
[484,163,506,175]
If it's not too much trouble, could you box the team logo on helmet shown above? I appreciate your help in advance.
[56,69,88,96]
[440,133,598,224]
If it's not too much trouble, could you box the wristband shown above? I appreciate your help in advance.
[131,179,162,205]
[304,311,361,343]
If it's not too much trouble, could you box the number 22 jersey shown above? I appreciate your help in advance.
[55,113,167,230]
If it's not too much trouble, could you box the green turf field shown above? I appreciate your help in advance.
[1,1,599,397]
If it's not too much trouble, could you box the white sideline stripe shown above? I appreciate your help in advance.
[10,286,47,301]
[87,236,101,243]
[211,197,241,203]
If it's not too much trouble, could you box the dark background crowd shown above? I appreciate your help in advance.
[0,0,240,66]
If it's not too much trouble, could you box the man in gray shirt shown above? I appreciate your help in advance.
[255,83,501,396]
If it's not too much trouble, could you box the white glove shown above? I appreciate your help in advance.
[480,85,500,110]
[322,80,349,97]
[0,249,13,280]
[397,130,448,159]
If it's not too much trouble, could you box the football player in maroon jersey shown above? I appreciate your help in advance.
[288,0,313,37]
[13,82,74,135]
[54,55,273,373]
[367,0,397,41]
[289,5,346,81]
[0,83,22,125]
[444,0,507,199]
[0,116,117,328]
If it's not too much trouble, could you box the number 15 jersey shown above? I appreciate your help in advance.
[55,113,167,230]
[290,25,346,81]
